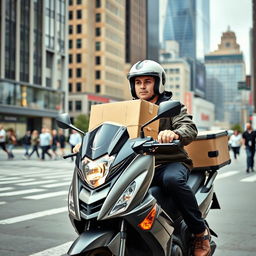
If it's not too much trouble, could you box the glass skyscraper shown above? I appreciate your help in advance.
[163,0,210,60]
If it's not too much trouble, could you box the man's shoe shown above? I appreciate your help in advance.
[193,228,211,256]
[246,169,249,173]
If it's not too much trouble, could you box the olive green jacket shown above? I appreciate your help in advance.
[155,93,198,169]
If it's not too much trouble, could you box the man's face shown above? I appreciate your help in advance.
[134,76,156,101]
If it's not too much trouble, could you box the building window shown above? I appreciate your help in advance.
[69,83,72,92]
[77,38,82,48]
[95,84,101,93]
[76,54,82,63]
[69,69,73,78]
[77,24,82,33]
[69,10,73,20]
[176,84,180,89]
[69,0,73,5]
[95,27,101,36]
[75,101,82,111]
[69,25,73,34]
[95,41,101,51]
[76,68,82,77]
[69,39,73,49]
[95,56,101,65]
[69,101,73,111]
[77,10,82,19]
[77,0,82,4]
[96,0,101,8]
[69,54,73,63]
[95,13,101,22]
[95,70,101,79]
[76,82,82,92]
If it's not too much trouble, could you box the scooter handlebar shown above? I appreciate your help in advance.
[63,152,78,159]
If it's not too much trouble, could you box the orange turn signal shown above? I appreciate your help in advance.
[138,205,157,230]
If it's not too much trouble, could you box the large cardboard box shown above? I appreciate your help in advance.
[89,100,159,139]
[184,130,231,170]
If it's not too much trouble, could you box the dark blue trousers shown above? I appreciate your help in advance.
[152,162,205,234]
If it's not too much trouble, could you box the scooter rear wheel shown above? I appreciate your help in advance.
[83,248,113,256]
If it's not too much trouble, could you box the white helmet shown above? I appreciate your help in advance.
[127,60,166,98]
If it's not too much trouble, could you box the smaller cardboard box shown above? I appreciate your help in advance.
[184,130,231,170]
[89,100,159,139]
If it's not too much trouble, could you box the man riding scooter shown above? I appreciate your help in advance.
[73,60,211,256]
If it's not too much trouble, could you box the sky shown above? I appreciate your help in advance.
[160,0,253,74]
[210,0,252,74]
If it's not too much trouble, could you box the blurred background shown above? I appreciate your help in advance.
[0,0,254,139]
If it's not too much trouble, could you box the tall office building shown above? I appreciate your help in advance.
[252,0,256,112]
[0,0,68,136]
[68,0,126,118]
[147,0,160,61]
[125,0,147,64]
[163,0,210,60]
[205,29,245,126]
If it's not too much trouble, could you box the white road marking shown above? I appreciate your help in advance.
[0,177,22,181]
[0,178,35,185]
[0,187,13,192]
[23,191,67,200]
[0,188,44,197]
[240,174,256,182]
[28,241,73,256]
[0,207,67,224]
[42,182,70,188]
[216,171,239,180]
[0,201,6,205]
[17,180,57,186]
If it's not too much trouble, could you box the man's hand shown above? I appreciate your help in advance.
[158,130,179,143]
[73,143,81,153]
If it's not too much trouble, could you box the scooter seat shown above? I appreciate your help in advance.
[187,171,206,193]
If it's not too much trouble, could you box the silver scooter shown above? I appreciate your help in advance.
[56,100,220,256]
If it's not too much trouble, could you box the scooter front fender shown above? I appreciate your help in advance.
[68,229,118,255]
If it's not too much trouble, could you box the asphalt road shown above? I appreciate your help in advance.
[0,147,256,255]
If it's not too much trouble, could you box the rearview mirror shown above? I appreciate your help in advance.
[56,113,85,135]
[140,100,181,138]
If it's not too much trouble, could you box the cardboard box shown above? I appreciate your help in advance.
[89,100,159,139]
[184,130,231,170]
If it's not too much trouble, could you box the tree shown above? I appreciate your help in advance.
[74,114,90,132]
[230,124,242,133]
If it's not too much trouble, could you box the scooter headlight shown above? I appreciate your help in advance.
[81,155,115,188]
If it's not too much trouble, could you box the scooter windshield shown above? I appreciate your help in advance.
[81,123,128,160]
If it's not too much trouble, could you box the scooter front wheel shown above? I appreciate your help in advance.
[83,248,113,256]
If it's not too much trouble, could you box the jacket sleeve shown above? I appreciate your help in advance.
[171,104,198,146]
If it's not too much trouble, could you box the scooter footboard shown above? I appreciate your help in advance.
[68,229,119,255]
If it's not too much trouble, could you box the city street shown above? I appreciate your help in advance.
[0,148,256,255]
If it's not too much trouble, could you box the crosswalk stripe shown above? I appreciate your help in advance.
[216,171,239,180]
[0,201,6,205]
[17,180,57,186]
[24,191,67,200]
[28,241,73,256]
[23,172,72,178]
[240,174,256,182]
[0,178,35,185]
[0,206,67,224]
[42,182,70,188]
[0,188,45,197]
[0,187,13,192]
[0,177,22,181]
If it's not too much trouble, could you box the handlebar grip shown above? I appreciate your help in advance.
[63,152,78,159]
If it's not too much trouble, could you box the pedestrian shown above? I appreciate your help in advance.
[0,124,10,159]
[28,130,40,159]
[22,130,31,159]
[69,130,81,161]
[39,127,52,160]
[242,122,256,173]
[6,128,17,159]
[229,130,242,159]
[51,129,59,160]
[58,129,66,157]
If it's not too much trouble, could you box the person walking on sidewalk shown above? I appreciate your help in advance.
[6,128,17,159]
[242,122,256,173]
[28,130,40,159]
[22,130,31,159]
[69,130,81,161]
[229,130,242,159]
[0,124,10,159]
[39,127,52,160]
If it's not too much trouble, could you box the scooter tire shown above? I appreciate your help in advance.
[83,248,113,256]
